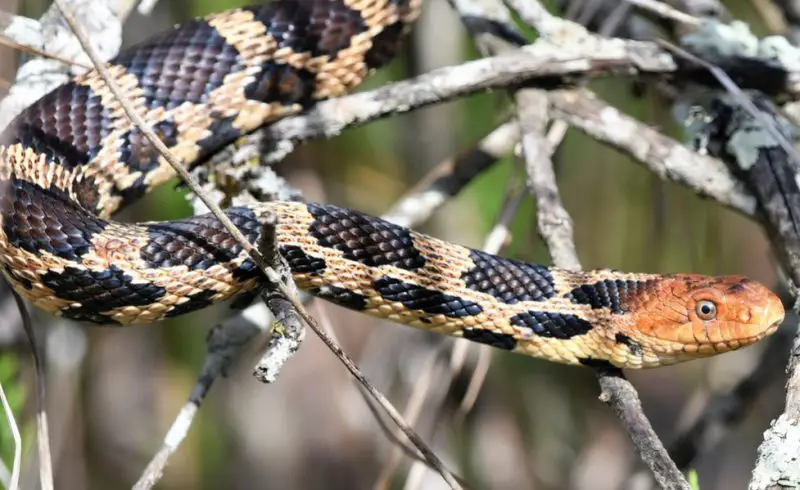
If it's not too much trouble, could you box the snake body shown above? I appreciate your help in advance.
[0,0,785,368]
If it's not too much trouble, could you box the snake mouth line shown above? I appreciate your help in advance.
[712,317,784,350]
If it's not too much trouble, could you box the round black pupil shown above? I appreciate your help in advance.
[701,304,712,314]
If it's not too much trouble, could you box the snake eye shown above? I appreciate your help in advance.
[695,300,717,321]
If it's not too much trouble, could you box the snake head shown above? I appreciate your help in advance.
[627,274,784,367]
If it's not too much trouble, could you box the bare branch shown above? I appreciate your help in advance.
[382,120,519,228]
[518,90,581,269]
[252,216,306,383]
[132,403,199,490]
[132,302,271,490]
[502,0,566,37]
[548,88,757,215]
[596,370,690,490]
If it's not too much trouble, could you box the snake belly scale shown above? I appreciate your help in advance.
[0,0,785,369]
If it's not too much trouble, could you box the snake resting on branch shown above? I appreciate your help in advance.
[0,0,785,369]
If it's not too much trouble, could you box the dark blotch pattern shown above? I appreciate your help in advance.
[247,0,367,61]
[462,249,555,304]
[113,174,149,210]
[12,122,90,169]
[112,19,244,110]
[0,179,106,260]
[243,63,317,108]
[110,119,181,209]
[71,176,102,214]
[373,276,483,318]
[232,258,261,282]
[308,203,426,271]
[462,329,517,350]
[510,310,593,339]
[14,83,111,168]
[310,285,368,311]
[40,265,167,324]
[280,245,326,275]
[614,333,643,356]
[578,358,615,370]
[141,207,261,271]
[364,22,407,68]
[118,119,179,174]
[165,289,218,318]
[194,115,238,164]
[566,279,652,314]
[59,308,119,325]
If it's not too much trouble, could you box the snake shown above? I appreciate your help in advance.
[0,0,785,369]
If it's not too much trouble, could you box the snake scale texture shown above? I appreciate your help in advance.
[0,0,786,368]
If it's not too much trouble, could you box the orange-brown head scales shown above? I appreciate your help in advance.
[609,274,784,368]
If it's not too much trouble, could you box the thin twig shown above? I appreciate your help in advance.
[372,347,446,489]
[518,90,581,268]
[52,1,459,487]
[132,403,198,490]
[131,303,269,489]
[11,293,52,490]
[252,215,307,383]
[0,35,92,70]
[624,0,701,26]
[439,181,527,417]
[380,175,529,488]
[0,383,19,490]
[453,345,492,422]
[0,458,10,489]
[382,119,519,228]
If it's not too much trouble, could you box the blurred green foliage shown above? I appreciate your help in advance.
[0,353,29,469]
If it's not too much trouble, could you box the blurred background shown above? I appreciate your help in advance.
[0,0,792,489]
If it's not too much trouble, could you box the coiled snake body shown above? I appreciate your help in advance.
[0,0,785,368]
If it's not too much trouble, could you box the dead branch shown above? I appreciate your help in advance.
[548,88,757,215]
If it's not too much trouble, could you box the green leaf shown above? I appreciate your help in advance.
[688,469,700,490]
